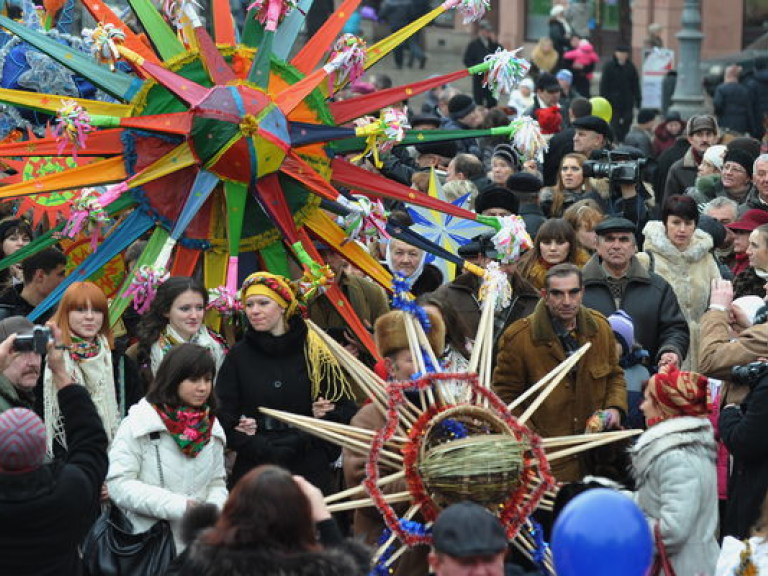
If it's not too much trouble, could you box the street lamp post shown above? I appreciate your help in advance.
[670,0,707,117]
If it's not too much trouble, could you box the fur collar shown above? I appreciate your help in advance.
[642,220,713,264]
[529,299,599,344]
[630,416,715,483]
[582,253,651,283]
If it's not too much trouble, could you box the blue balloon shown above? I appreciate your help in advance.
[552,488,653,576]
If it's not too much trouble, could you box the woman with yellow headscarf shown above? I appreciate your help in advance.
[215,272,356,491]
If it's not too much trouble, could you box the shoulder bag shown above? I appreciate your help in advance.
[82,432,177,576]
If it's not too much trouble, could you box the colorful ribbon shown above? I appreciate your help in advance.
[124,265,168,314]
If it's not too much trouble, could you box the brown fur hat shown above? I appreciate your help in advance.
[374,309,446,358]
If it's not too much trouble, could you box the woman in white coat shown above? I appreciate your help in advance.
[633,367,720,575]
[107,343,228,552]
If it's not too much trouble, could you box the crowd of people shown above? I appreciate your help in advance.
[0,3,768,576]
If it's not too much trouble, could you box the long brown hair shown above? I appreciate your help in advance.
[550,153,589,216]
[52,281,113,347]
[202,465,319,552]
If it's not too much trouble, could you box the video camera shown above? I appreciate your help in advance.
[13,325,52,356]
[582,150,647,186]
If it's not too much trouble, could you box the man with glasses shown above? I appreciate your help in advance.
[492,262,627,482]
[581,217,690,369]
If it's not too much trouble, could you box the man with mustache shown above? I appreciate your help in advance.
[0,317,40,413]
[492,263,627,482]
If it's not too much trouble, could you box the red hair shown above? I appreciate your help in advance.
[52,281,113,347]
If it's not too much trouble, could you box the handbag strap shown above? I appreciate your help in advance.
[653,522,677,576]
[149,432,165,489]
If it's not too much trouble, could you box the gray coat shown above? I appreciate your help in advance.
[630,416,720,576]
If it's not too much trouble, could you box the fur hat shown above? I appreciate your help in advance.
[374,309,445,358]
[724,148,756,178]
[0,408,46,474]
[685,114,718,136]
[474,186,519,215]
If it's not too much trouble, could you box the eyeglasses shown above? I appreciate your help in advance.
[723,162,747,174]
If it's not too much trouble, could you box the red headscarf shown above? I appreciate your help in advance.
[646,367,709,426]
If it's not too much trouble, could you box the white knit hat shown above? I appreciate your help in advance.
[702,145,727,172]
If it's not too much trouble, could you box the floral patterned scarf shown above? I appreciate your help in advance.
[153,404,215,458]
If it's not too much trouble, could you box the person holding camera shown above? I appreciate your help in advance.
[700,279,768,382]
[0,316,39,414]
[572,115,651,234]
[719,350,768,539]
[0,322,109,575]
[42,282,142,457]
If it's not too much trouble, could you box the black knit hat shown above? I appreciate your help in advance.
[491,143,521,171]
[475,186,519,215]
[448,94,476,120]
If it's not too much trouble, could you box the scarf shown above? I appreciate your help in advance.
[733,253,750,277]
[43,334,119,455]
[150,324,226,376]
[70,335,100,361]
[153,403,215,458]
[384,241,427,288]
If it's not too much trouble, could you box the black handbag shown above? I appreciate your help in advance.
[82,432,177,576]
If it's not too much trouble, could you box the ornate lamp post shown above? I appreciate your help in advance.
[670,0,707,117]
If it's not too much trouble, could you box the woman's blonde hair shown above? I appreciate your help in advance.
[563,199,605,235]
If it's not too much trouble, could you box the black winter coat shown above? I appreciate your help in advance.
[0,284,56,323]
[714,81,758,136]
[542,127,575,187]
[581,254,690,363]
[0,386,108,576]
[215,316,356,491]
[719,374,768,539]
[599,57,641,114]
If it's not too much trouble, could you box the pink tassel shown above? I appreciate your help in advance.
[125,265,168,314]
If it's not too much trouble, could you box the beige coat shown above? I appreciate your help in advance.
[642,221,721,371]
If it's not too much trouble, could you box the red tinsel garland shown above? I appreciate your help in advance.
[363,372,556,547]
